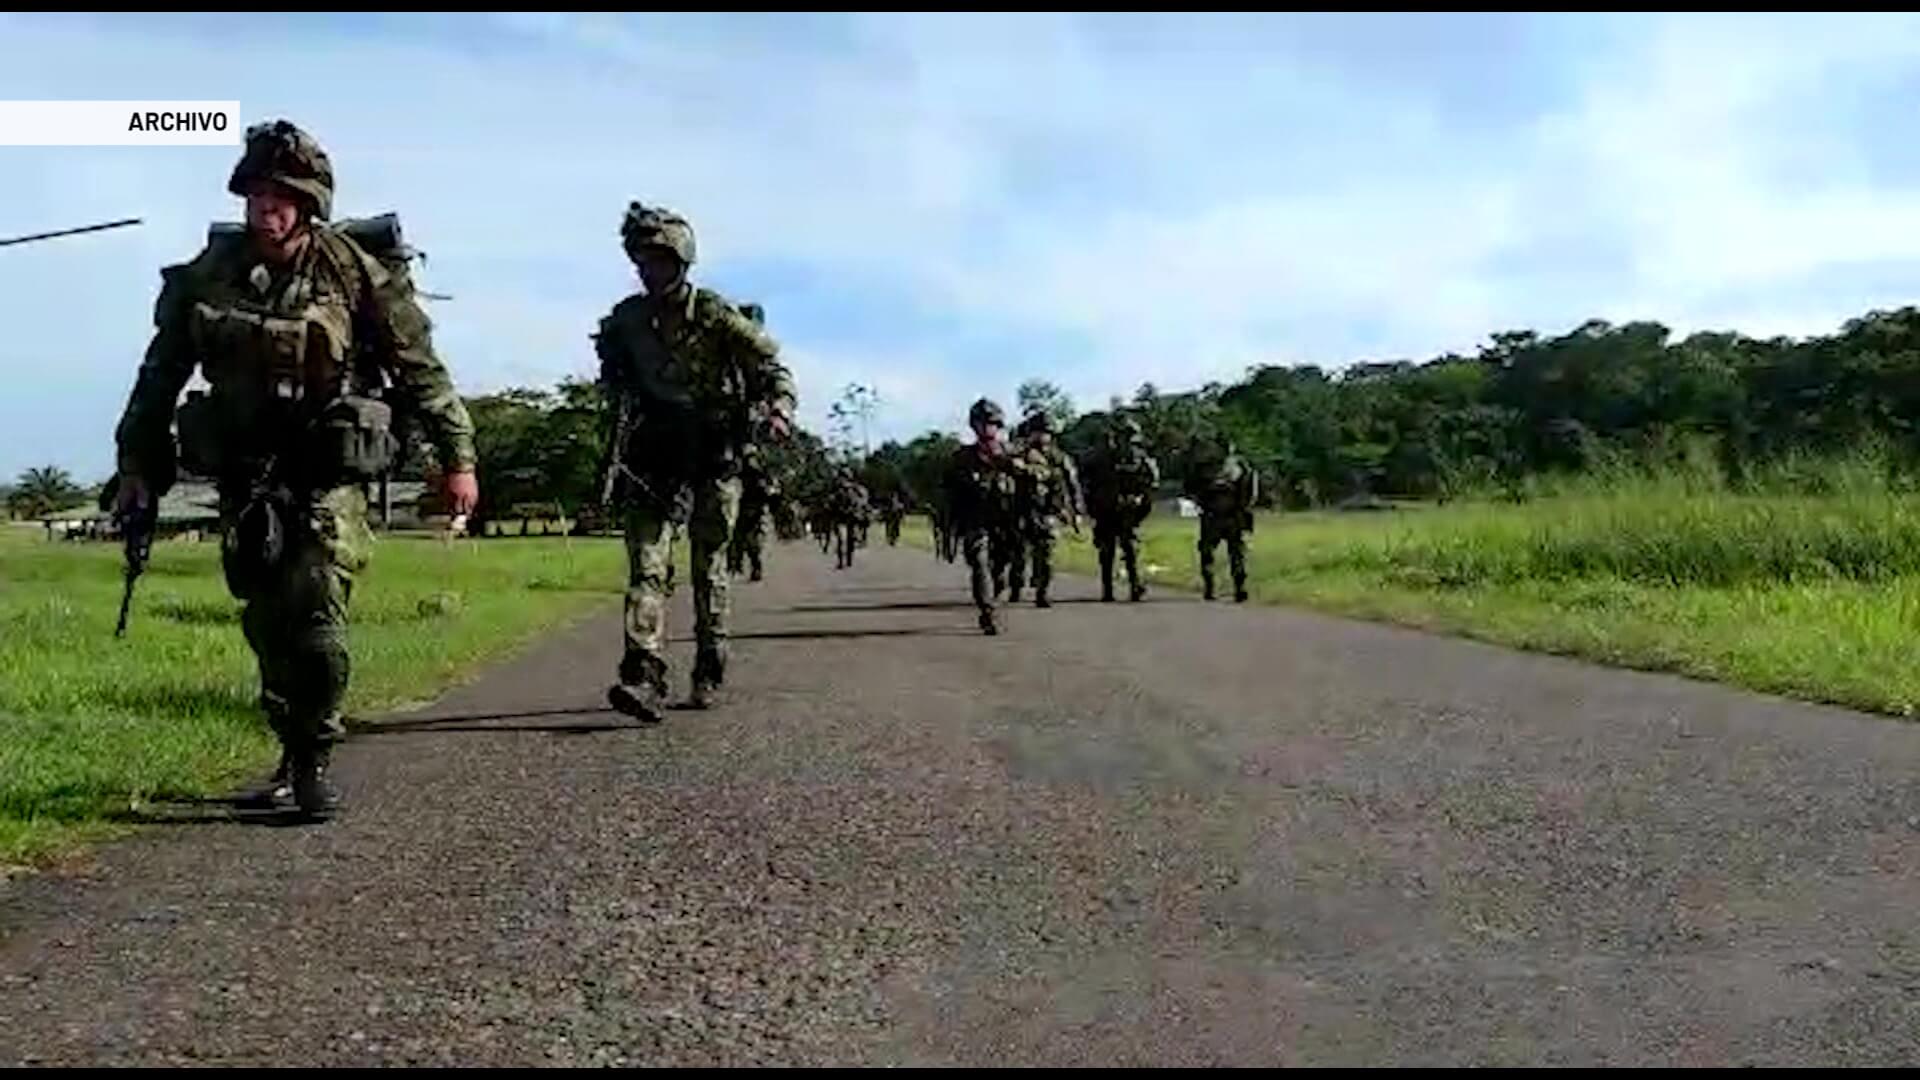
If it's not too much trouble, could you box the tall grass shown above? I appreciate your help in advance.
[1324,445,1920,590]
[906,445,1920,719]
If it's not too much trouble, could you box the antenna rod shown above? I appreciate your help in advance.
[0,218,143,247]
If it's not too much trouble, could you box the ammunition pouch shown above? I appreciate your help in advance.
[176,389,225,478]
[307,394,397,486]
[223,488,291,600]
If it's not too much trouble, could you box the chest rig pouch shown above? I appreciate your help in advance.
[184,281,392,488]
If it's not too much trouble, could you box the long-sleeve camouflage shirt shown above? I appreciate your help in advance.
[944,439,1035,532]
[594,282,796,482]
[114,226,477,489]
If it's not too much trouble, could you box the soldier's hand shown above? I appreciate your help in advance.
[115,474,150,518]
[445,468,480,515]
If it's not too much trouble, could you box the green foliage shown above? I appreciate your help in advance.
[461,378,606,527]
[7,465,85,520]
[0,529,627,867]
[1016,378,1076,433]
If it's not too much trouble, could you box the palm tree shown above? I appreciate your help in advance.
[7,465,84,519]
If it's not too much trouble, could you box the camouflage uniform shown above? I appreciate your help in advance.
[1079,415,1159,602]
[112,120,476,817]
[1006,412,1083,608]
[943,398,1031,635]
[1183,437,1257,602]
[598,204,795,720]
[726,302,775,582]
[880,491,906,546]
[830,471,871,570]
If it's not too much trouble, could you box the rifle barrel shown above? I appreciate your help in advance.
[0,218,144,247]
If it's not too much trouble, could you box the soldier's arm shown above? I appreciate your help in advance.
[1062,454,1086,516]
[113,264,199,490]
[594,313,630,394]
[722,306,796,425]
[359,261,477,472]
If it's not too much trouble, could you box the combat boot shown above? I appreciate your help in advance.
[608,681,666,724]
[979,609,1000,636]
[1235,585,1249,603]
[1034,589,1051,608]
[1130,583,1148,602]
[609,652,669,724]
[689,646,727,710]
[236,748,293,809]
[288,743,339,822]
[1202,571,1216,601]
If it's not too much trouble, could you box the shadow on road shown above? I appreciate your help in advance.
[785,600,977,613]
[349,706,631,736]
[105,800,334,829]
[717,626,979,641]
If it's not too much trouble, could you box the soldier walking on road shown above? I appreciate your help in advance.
[1079,414,1159,602]
[110,119,480,820]
[726,302,778,583]
[597,203,796,721]
[830,467,871,570]
[1006,411,1083,608]
[1183,433,1257,603]
[943,398,1032,635]
[879,490,906,546]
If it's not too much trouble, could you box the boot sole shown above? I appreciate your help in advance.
[607,685,666,725]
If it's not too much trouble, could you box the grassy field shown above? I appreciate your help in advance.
[904,469,1920,720]
[1,525,630,869]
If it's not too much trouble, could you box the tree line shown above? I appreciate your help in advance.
[16,302,1920,526]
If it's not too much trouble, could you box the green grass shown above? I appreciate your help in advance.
[902,471,1920,720]
[0,525,630,868]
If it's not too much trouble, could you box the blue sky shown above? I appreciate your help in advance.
[6,12,1920,481]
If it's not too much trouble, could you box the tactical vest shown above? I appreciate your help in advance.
[1015,445,1065,517]
[950,446,1017,528]
[602,289,751,483]
[175,221,401,486]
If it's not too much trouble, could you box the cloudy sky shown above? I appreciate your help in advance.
[5,12,1920,481]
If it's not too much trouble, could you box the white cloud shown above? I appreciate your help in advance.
[7,12,1920,480]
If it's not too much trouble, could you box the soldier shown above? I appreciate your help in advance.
[1079,414,1159,602]
[597,203,795,722]
[726,301,777,582]
[808,493,834,554]
[927,491,955,564]
[1006,411,1083,608]
[1183,433,1257,603]
[879,489,906,546]
[830,467,870,570]
[942,398,1030,635]
[110,119,480,819]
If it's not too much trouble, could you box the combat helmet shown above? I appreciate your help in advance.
[1018,410,1057,440]
[621,202,696,265]
[739,302,765,325]
[968,398,1006,428]
[1110,414,1144,442]
[228,119,334,220]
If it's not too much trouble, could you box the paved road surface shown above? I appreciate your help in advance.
[3,541,1918,1065]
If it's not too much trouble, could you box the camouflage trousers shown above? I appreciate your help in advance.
[622,477,740,691]
[1006,521,1057,602]
[834,517,866,569]
[960,525,1014,617]
[1197,511,1249,595]
[727,481,770,579]
[223,484,371,752]
[1093,510,1146,598]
